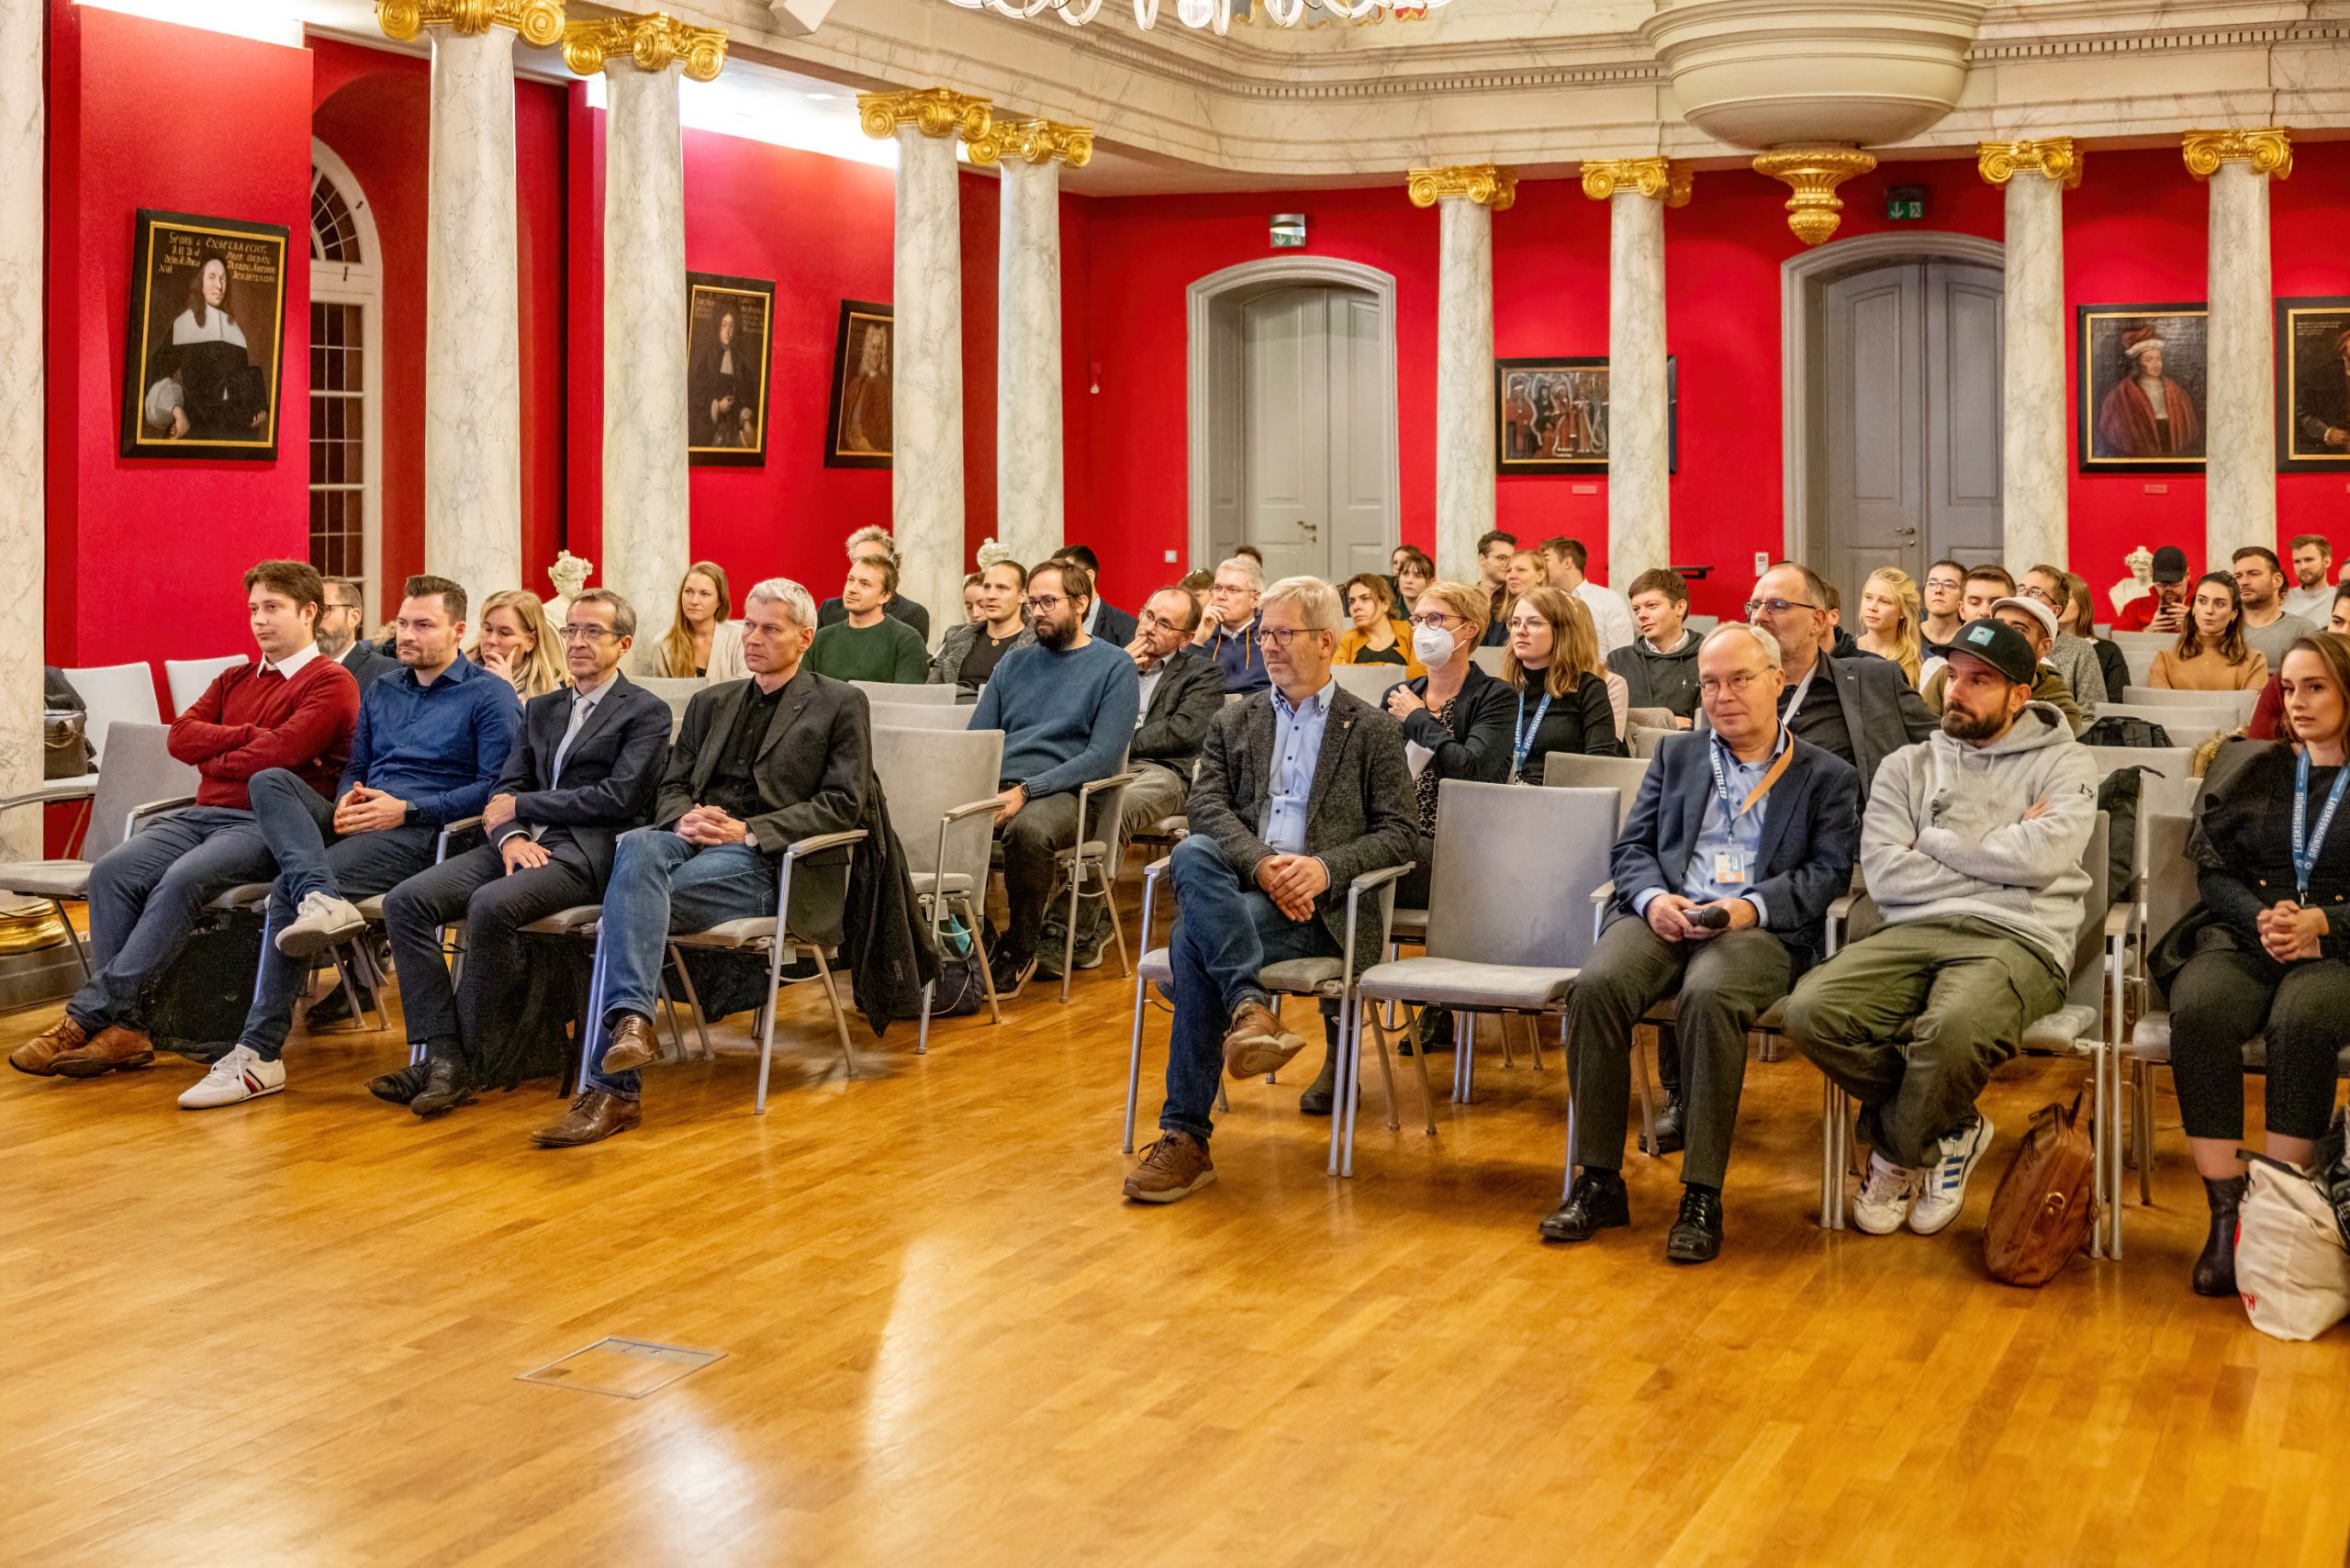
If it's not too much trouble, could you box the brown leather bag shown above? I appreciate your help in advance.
[1982,1092,2098,1286]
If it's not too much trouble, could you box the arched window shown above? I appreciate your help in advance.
[308,141,382,611]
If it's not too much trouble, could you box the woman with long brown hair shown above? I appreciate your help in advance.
[2150,571,2268,691]
[654,560,746,680]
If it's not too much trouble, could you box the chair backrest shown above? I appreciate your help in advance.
[867,701,981,732]
[85,722,198,863]
[2092,702,2236,747]
[1539,753,1652,829]
[2120,643,2160,689]
[1425,781,1616,969]
[2053,812,2111,1014]
[164,655,245,717]
[855,678,956,704]
[2083,745,2192,785]
[2121,685,2260,720]
[870,724,1005,898]
[62,662,162,766]
[1329,664,1405,708]
[1627,723,1673,759]
[1470,645,1508,676]
[1685,614,1719,635]
[2142,812,2198,1002]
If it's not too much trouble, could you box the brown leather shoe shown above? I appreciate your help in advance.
[531,1090,643,1148]
[50,1025,156,1079]
[1222,1000,1306,1080]
[1123,1130,1215,1204]
[11,1015,91,1075]
[598,1014,661,1076]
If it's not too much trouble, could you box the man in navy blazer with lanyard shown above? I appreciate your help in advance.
[1541,622,1861,1262]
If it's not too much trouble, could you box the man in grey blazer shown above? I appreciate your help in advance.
[1124,576,1418,1204]
[534,577,870,1148]
[372,588,674,1116]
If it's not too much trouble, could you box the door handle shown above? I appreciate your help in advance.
[1298,518,1318,538]
[1896,527,1918,538]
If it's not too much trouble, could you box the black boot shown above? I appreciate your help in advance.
[1539,1170,1630,1242]
[410,1055,476,1118]
[367,1058,429,1105]
[2192,1174,2248,1297]
[1647,1094,1686,1156]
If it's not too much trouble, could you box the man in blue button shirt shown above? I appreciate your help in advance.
[178,575,521,1110]
[1540,622,1860,1261]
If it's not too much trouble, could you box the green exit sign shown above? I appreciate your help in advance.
[1886,184,1926,221]
[1270,213,1306,248]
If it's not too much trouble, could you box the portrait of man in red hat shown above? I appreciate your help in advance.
[2092,321,2204,460]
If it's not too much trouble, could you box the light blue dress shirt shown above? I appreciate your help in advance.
[1260,676,1336,857]
[1632,727,1787,925]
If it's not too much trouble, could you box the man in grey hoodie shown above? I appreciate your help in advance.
[1606,566,1702,724]
[1784,617,2098,1239]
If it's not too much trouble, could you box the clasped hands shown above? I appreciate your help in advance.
[2257,901,2328,963]
[333,784,408,835]
[1255,853,1329,922]
[674,804,752,846]
[1643,891,1757,944]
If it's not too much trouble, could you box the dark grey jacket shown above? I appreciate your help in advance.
[1186,685,1419,972]
[1132,645,1226,774]
[1699,651,1936,804]
[335,639,399,694]
[489,673,673,884]
[926,621,1035,697]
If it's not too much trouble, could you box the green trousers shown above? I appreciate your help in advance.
[1782,915,2065,1169]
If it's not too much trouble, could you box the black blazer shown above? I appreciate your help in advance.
[1698,653,1935,803]
[1399,663,1516,790]
[488,674,673,884]
[1132,645,1226,772]
[655,670,870,941]
[1508,673,1619,775]
[1092,599,1139,649]
[1608,730,1861,974]
[337,640,399,694]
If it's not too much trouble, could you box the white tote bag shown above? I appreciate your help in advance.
[2235,1158,2350,1342]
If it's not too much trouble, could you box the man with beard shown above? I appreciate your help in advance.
[318,577,397,691]
[2283,534,2335,622]
[1784,618,2098,1239]
[968,558,1140,998]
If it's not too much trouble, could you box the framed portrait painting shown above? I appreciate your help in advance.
[2276,297,2350,472]
[119,209,289,460]
[686,273,773,466]
[1494,355,1676,476]
[825,300,892,470]
[2076,303,2208,472]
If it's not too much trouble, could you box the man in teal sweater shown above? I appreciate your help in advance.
[806,554,927,684]
[969,558,1140,997]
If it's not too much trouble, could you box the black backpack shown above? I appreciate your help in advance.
[2096,763,2154,900]
[2081,714,2174,750]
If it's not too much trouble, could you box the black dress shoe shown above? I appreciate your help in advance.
[410,1057,476,1118]
[1664,1186,1724,1264]
[1539,1170,1630,1242]
[2192,1174,2247,1297]
[1297,1053,1340,1116]
[367,1060,429,1105]
[1646,1094,1686,1156]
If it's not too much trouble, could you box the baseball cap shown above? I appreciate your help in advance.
[1992,595,2059,644]
[1947,617,2039,688]
[2151,545,2188,585]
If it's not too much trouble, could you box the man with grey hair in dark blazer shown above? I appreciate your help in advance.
[1124,575,1418,1204]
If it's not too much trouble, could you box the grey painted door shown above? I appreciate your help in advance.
[1820,261,2003,603]
[1237,285,1392,583]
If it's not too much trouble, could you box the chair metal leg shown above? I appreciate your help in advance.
[54,900,92,979]
[917,980,934,1056]
[1818,1073,1842,1231]
[1632,1026,1660,1160]
[1498,1014,1517,1070]
[1123,958,1149,1155]
[956,893,1002,1025]
[1327,992,1355,1177]
[811,945,857,1083]
[1102,862,1131,978]
[1528,1014,1547,1072]
[1058,868,1081,1005]
[576,937,610,1096]
[1399,1007,1438,1135]
[2136,1060,2157,1206]
[666,944,714,1059]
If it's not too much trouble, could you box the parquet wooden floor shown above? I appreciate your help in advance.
[6,904,2347,1567]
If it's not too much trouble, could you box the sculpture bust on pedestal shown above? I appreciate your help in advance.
[546,549,593,624]
[2110,543,2154,614]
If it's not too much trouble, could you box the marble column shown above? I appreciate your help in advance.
[862,89,994,639]
[1978,139,2081,575]
[565,14,726,664]
[985,119,1092,567]
[1409,165,1514,582]
[2188,129,2292,569]
[0,0,40,856]
[1583,159,1691,584]
[379,0,565,600]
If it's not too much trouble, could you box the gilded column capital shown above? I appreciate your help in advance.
[562,12,727,81]
[857,88,994,147]
[1976,137,2083,189]
[1751,144,1876,247]
[1579,157,1692,207]
[2182,127,2293,181]
[1406,164,1516,211]
[376,0,565,48]
[968,118,1094,171]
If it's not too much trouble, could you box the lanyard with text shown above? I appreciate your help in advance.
[2292,749,2348,902]
[1778,660,1822,728]
[1511,689,1555,781]
[1708,730,1796,821]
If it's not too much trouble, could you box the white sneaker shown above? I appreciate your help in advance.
[275,891,364,958]
[178,1045,285,1109]
[1851,1152,1919,1235]
[1909,1114,1995,1236]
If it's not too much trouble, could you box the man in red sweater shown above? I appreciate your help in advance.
[10,560,358,1079]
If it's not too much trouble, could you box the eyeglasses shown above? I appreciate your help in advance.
[1698,670,1769,697]
[1137,610,1183,632]
[2020,584,2057,605]
[1744,598,1818,618]
[558,625,618,643]
[1925,577,1962,592]
[1024,595,1067,613]
[1504,616,1549,633]
[1260,627,1323,649]
[1407,611,1460,629]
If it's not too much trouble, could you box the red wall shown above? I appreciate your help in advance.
[45,3,312,672]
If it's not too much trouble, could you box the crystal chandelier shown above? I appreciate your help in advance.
[945,0,1441,33]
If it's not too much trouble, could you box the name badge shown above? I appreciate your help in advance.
[1713,849,1748,885]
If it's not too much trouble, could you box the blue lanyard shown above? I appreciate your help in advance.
[2292,749,2347,902]
[1512,688,1554,780]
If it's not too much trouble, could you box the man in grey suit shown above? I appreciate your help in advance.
[1124,576,1418,1204]
[1542,623,1861,1262]
[372,588,673,1117]
[534,577,870,1148]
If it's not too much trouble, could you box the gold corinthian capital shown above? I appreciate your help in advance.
[1405,164,1516,210]
[563,13,728,81]
[1976,138,2084,188]
[2181,128,2293,181]
[377,0,565,49]
[1580,158,1692,207]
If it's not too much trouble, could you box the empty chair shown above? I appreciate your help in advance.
[867,701,980,733]
[1470,645,1509,676]
[633,676,703,736]
[60,663,162,767]
[870,722,1007,1045]
[1539,752,1652,830]
[1685,614,1720,636]
[2108,637,2164,689]
[2121,685,2260,722]
[1626,723,1674,760]
[854,679,957,705]
[1329,664,1406,708]
[0,723,197,976]
[164,656,246,717]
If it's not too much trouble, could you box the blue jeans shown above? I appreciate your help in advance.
[1158,833,1339,1142]
[69,806,274,1031]
[237,769,435,1060]
[583,830,778,1099]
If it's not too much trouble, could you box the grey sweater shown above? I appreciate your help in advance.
[1860,702,2099,968]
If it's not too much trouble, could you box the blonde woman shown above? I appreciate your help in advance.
[473,589,565,700]
[1854,566,1924,685]
[654,560,746,680]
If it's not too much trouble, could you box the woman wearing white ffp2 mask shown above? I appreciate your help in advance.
[1384,582,1517,912]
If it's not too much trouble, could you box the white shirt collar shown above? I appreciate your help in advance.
[263,644,320,679]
